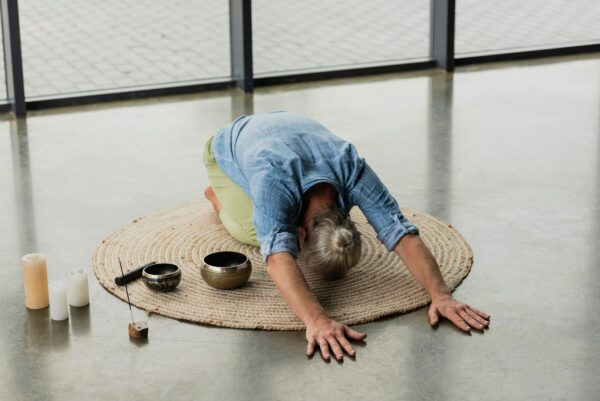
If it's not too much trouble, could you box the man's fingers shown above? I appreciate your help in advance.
[335,332,356,357]
[466,308,489,327]
[326,336,344,361]
[447,310,471,332]
[306,338,316,357]
[467,305,490,321]
[428,306,439,326]
[318,339,331,360]
[344,326,367,341]
[458,309,485,330]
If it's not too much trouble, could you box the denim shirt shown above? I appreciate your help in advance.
[211,111,419,262]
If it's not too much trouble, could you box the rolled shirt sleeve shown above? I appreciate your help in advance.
[257,227,299,263]
[347,160,419,251]
[251,174,300,263]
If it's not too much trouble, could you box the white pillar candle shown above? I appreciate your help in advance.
[49,282,69,321]
[68,268,89,307]
[21,253,49,309]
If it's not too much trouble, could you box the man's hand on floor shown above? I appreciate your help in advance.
[266,252,367,361]
[428,294,490,332]
[305,314,367,361]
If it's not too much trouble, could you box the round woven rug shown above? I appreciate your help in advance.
[93,200,473,330]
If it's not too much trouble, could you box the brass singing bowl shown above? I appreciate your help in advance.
[201,251,252,290]
[142,263,181,292]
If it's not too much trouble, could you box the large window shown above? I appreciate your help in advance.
[0,0,599,113]
[253,0,431,76]
[456,0,600,56]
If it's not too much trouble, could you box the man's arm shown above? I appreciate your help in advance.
[345,157,489,331]
[394,234,490,331]
[266,252,367,360]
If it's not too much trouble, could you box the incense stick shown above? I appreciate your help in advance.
[118,257,135,324]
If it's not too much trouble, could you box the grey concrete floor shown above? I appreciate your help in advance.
[1,54,600,401]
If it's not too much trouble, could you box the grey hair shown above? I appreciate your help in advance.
[303,207,362,280]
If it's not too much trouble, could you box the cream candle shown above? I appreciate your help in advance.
[68,268,89,307]
[49,282,69,321]
[21,253,49,309]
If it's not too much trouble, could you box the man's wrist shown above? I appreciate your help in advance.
[304,308,328,326]
[430,288,452,302]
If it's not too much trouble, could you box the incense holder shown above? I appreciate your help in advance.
[201,251,251,290]
[128,321,149,339]
[142,263,181,292]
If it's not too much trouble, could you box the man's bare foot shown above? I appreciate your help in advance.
[204,186,222,214]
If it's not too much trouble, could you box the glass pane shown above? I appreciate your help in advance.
[19,1,230,98]
[253,0,431,76]
[456,0,600,56]
[0,25,6,100]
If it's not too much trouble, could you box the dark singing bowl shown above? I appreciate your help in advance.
[142,263,181,292]
[201,251,251,290]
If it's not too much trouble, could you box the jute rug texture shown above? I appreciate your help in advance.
[93,200,473,330]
